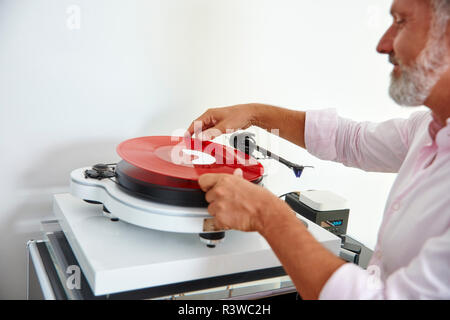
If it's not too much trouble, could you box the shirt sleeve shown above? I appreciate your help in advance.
[304,109,429,173]
[319,228,450,300]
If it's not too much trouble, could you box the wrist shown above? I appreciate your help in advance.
[248,103,270,128]
[256,195,299,237]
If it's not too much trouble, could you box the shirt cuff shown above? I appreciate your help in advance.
[319,262,384,300]
[304,108,338,161]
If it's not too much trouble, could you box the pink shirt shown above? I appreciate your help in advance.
[305,109,450,299]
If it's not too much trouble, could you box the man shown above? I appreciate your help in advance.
[185,0,450,299]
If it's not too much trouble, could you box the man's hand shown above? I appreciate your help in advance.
[185,104,259,141]
[185,103,307,149]
[199,168,345,301]
[198,168,287,232]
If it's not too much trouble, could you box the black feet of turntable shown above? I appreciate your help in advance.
[102,205,119,221]
[83,162,227,247]
[84,163,116,180]
[83,199,119,222]
[199,232,226,248]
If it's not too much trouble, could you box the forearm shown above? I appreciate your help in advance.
[259,201,346,300]
[250,104,306,148]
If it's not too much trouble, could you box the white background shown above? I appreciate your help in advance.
[0,0,422,299]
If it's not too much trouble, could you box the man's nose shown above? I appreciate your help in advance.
[377,25,395,54]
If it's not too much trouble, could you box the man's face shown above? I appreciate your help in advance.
[377,0,450,106]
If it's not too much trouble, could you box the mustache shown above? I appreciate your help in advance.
[389,54,400,66]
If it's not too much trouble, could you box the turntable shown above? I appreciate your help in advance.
[49,134,341,297]
[70,135,265,247]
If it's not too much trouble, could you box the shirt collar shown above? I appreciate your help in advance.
[428,113,450,148]
[428,112,450,141]
[428,116,444,141]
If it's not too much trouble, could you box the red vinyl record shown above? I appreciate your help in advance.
[116,136,264,183]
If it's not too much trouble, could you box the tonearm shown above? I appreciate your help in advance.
[230,132,313,178]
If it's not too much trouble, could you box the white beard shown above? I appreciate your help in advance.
[389,16,449,106]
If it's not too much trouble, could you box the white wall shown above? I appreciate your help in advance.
[0,0,419,299]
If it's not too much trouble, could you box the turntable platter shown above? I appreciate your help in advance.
[116,136,264,183]
[113,136,264,207]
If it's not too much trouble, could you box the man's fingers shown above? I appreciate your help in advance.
[197,127,224,141]
[213,220,231,231]
[185,119,207,138]
[198,173,222,192]
[207,204,231,231]
[233,168,243,178]
[185,117,201,137]
[185,113,219,138]
[205,188,216,203]
[184,123,195,138]
[185,117,233,141]
[209,217,229,231]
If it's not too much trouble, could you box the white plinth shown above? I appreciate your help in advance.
[53,193,340,296]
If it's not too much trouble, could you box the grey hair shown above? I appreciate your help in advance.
[389,0,450,106]
[424,0,450,71]
[431,0,450,20]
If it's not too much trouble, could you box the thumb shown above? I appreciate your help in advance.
[197,127,223,141]
[233,168,243,178]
